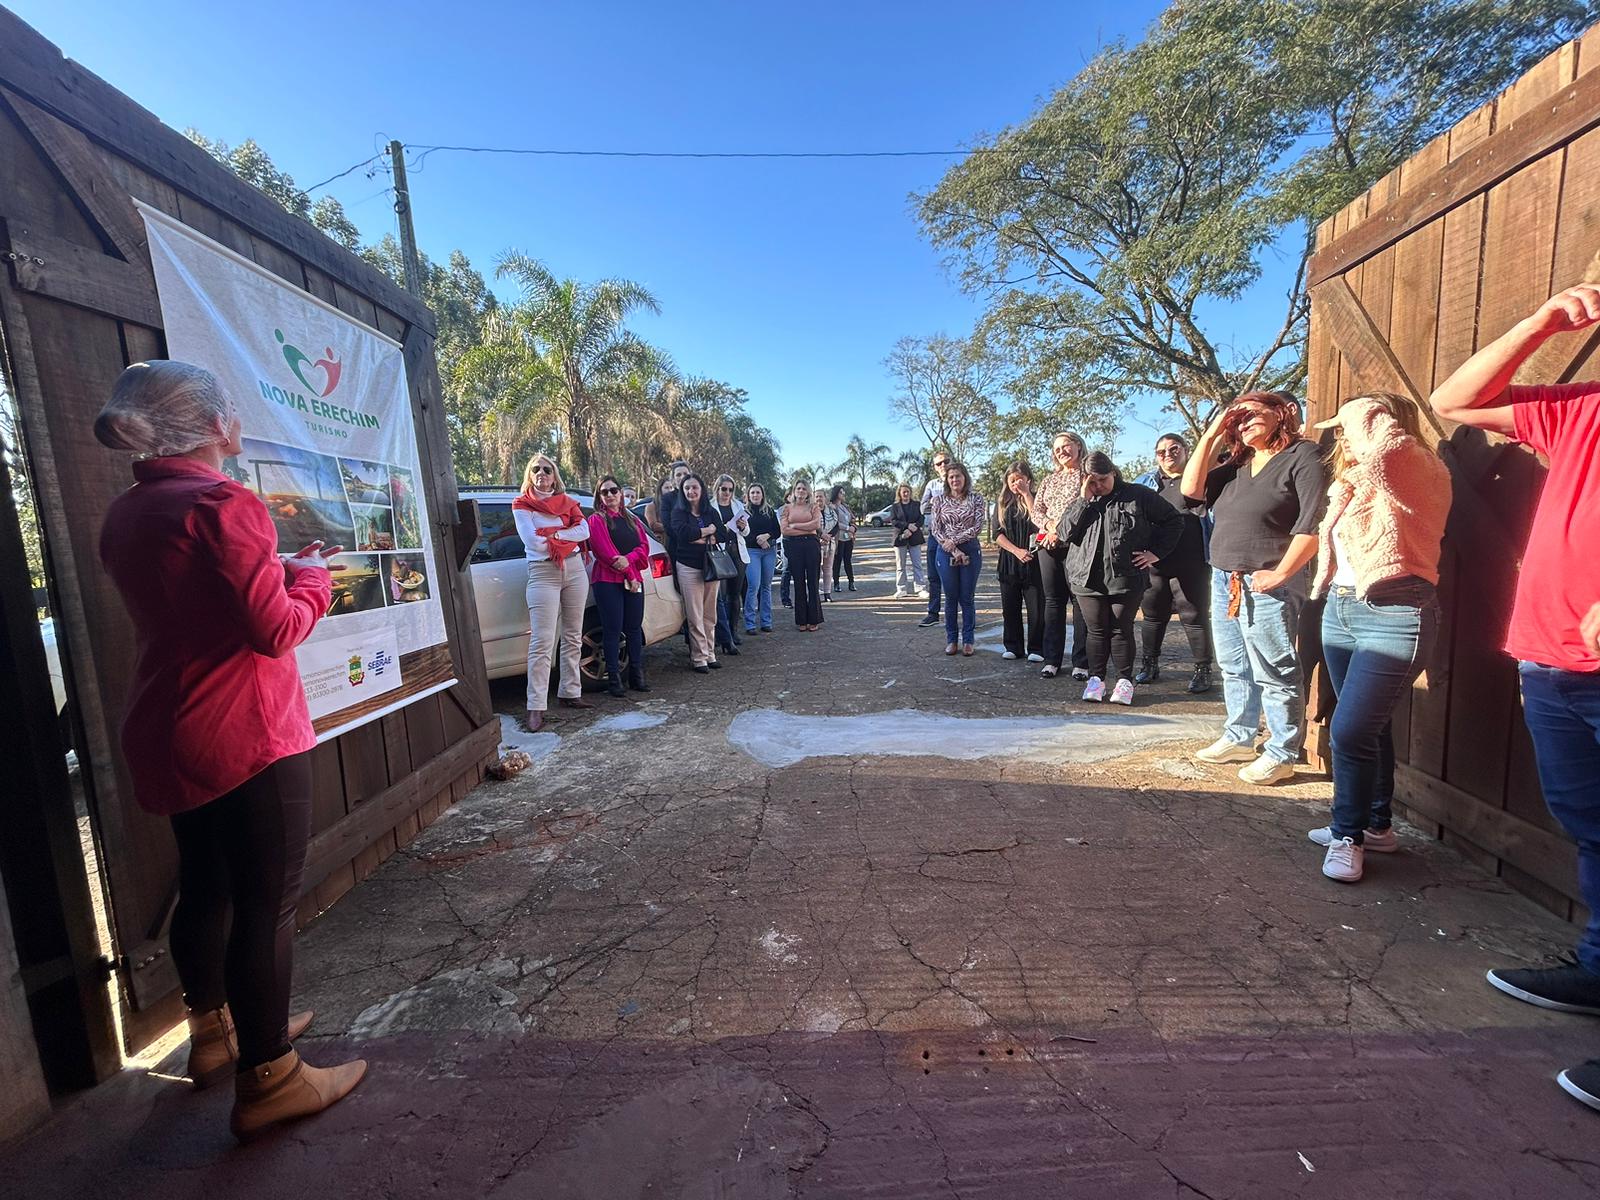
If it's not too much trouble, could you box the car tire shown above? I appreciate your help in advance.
[871,516,883,527]
[579,610,625,690]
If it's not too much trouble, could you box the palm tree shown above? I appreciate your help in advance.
[488,252,662,485]
[893,448,931,488]
[832,435,892,508]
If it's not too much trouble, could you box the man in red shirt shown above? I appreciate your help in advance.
[1431,285,1600,1114]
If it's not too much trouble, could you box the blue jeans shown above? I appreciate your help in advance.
[925,529,942,617]
[936,540,982,645]
[1518,662,1600,974]
[745,545,776,630]
[1210,567,1306,764]
[1321,580,1438,844]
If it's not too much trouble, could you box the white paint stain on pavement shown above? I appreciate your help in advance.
[498,713,561,760]
[348,958,531,1037]
[590,711,669,734]
[758,928,801,964]
[726,708,1218,768]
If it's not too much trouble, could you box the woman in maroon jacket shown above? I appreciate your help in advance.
[95,361,365,1141]
[587,474,653,696]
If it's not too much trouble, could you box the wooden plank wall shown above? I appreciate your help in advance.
[0,8,498,1049]
[1305,30,1600,927]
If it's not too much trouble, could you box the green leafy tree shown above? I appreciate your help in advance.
[185,132,364,250]
[919,0,1595,435]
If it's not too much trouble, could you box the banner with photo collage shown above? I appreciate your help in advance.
[137,202,456,739]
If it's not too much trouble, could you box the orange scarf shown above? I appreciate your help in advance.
[512,489,586,566]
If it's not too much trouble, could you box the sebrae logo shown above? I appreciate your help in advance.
[275,329,342,397]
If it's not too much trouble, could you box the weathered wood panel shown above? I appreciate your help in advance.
[1307,27,1599,925]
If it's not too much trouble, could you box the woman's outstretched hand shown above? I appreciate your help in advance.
[285,540,342,574]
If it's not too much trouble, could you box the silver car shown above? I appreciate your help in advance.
[467,489,684,687]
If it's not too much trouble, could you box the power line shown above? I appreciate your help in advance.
[302,151,387,197]
[404,142,1031,169]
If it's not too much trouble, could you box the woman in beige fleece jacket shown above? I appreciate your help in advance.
[1308,392,1451,884]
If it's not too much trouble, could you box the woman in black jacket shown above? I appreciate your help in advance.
[993,461,1043,660]
[1059,451,1184,705]
[668,474,729,673]
[889,483,927,598]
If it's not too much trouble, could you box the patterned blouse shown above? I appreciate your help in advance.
[932,491,986,548]
[1030,465,1085,537]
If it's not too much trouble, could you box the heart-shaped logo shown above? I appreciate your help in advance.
[275,330,342,397]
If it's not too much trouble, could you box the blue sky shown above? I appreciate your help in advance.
[14,0,1299,474]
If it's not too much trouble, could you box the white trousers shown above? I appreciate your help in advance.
[525,558,589,710]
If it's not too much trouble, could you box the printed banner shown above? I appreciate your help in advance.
[137,202,456,739]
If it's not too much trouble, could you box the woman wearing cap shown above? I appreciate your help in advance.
[95,360,365,1140]
[1183,391,1328,786]
[1306,393,1450,882]
[515,452,592,729]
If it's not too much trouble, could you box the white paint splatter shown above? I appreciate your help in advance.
[758,928,801,965]
[726,708,1218,768]
[1297,1152,1316,1173]
[881,679,897,689]
[497,713,561,760]
[589,711,669,733]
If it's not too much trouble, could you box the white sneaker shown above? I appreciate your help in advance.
[1195,737,1257,764]
[893,590,910,599]
[1001,650,1017,660]
[1322,836,1364,882]
[1082,676,1106,702]
[1109,678,1134,706]
[916,589,930,599]
[1238,755,1295,786]
[1309,826,1398,853]
[1026,653,1044,663]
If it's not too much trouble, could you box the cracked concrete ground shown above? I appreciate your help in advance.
[6,529,1598,1197]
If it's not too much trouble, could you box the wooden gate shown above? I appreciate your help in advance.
[1305,29,1600,926]
[0,9,497,1064]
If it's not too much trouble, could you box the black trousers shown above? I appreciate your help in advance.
[593,580,646,680]
[1038,544,1089,670]
[999,574,1043,657]
[1077,589,1147,683]
[168,752,312,1068]
[832,539,855,586]
[1140,556,1214,666]
[789,535,823,626]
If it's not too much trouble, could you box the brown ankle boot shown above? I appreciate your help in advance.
[230,1049,367,1142]
[186,1008,238,1091]
[186,1007,316,1090]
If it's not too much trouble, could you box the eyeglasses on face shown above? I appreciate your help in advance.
[599,486,620,495]
[1156,446,1184,457]
[533,464,555,475]
[719,485,733,491]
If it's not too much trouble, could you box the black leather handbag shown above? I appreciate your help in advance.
[703,544,740,582]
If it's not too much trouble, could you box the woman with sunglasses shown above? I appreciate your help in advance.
[586,475,653,696]
[668,473,728,673]
[1134,433,1215,693]
[711,473,751,655]
[743,482,780,633]
[1031,431,1092,680]
[514,453,592,730]
[1183,391,1327,786]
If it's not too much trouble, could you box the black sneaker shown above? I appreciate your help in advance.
[918,614,941,628]
[1486,954,1600,1015]
[1134,658,1160,684]
[1558,1059,1600,1112]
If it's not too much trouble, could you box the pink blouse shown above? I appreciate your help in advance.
[586,511,653,585]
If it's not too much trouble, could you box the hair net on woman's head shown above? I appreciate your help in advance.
[94,360,236,458]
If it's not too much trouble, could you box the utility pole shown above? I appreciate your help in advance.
[388,139,424,297]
